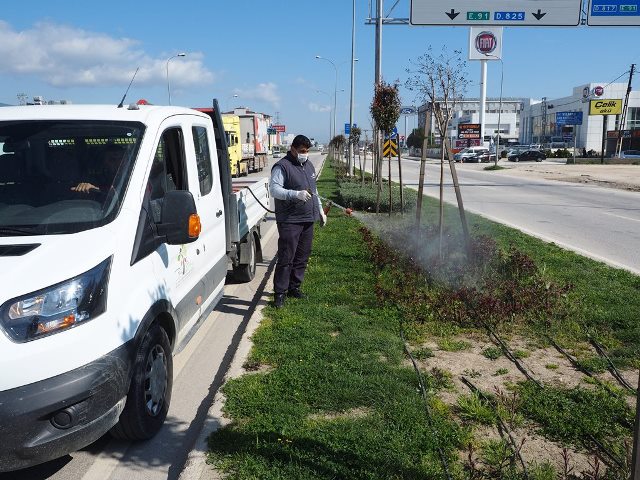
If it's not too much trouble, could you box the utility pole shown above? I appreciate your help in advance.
[616,63,635,158]
[375,0,382,85]
[541,97,548,146]
[348,0,357,177]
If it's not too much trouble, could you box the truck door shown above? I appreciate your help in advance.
[187,122,227,315]
[147,125,202,333]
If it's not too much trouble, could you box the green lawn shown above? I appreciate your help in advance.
[206,159,639,479]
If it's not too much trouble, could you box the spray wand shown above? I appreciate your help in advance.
[317,194,353,216]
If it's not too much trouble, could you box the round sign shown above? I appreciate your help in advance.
[582,86,590,98]
[593,86,604,97]
[475,31,497,54]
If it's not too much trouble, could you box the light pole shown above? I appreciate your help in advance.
[315,55,338,140]
[226,94,239,112]
[348,0,357,176]
[485,53,503,167]
[166,53,186,105]
[316,90,333,145]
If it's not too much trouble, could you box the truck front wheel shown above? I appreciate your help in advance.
[110,324,172,440]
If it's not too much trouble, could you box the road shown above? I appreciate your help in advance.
[0,151,324,480]
[358,155,640,275]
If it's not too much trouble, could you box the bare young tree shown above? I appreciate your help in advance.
[406,47,471,256]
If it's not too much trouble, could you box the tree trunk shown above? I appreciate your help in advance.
[398,142,404,215]
[415,122,429,227]
[439,144,445,259]
[388,147,392,216]
[375,129,382,214]
[446,138,472,258]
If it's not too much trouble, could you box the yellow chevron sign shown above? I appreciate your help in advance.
[383,139,398,157]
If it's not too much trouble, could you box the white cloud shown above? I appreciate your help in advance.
[233,82,281,108]
[0,21,215,87]
[308,102,331,113]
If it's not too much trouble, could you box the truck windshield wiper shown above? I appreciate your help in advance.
[0,226,42,236]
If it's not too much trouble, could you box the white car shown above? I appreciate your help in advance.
[454,146,489,162]
[620,150,640,159]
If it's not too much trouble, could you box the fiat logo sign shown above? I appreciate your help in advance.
[593,85,604,97]
[475,32,497,54]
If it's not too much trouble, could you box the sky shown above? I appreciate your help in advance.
[0,0,638,143]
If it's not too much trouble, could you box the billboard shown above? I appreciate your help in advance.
[589,99,623,116]
[458,123,481,139]
[469,27,503,60]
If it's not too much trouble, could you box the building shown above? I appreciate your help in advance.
[418,98,525,150]
[519,83,640,154]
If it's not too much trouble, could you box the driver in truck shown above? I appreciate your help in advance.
[71,143,126,194]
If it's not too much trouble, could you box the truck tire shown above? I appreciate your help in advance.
[236,162,241,177]
[110,324,172,440]
[233,233,256,282]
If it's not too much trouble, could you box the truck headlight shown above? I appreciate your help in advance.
[0,257,112,342]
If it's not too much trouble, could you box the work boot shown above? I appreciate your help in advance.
[287,288,306,299]
[274,293,286,309]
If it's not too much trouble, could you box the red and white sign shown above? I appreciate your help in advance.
[273,124,286,133]
[469,27,503,60]
[593,86,604,97]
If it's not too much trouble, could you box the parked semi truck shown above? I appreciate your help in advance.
[221,114,248,177]
[0,100,269,471]
[198,107,270,174]
[237,108,269,173]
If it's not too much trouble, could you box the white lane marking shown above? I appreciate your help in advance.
[600,211,640,223]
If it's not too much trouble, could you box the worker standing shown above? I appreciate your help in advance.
[269,135,327,308]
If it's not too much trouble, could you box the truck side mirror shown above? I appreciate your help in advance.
[156,190,201,245]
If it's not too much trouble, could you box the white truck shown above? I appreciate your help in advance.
[0,100,269,471]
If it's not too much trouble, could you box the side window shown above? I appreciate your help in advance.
[192,126,213,196]
[148,127,187,201]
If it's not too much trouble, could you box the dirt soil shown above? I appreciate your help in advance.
[490,162,640,192]
[412,335,638,476]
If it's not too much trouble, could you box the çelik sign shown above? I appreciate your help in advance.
[589,99,623,115]
[469,27,503,60]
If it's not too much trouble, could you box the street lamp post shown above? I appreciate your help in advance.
[226,94,239,112]
[348,0,357,176]
[316,55,338,140]
[316,90,333,145]
[166,53,186,105]
[485,53,504,167]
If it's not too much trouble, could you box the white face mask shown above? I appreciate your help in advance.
[297,153,309,163]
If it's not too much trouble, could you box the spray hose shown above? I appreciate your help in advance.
[245,187,352,217]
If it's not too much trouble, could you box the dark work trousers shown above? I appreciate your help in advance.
[274,222,314,294]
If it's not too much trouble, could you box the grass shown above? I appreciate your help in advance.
[482,346,503,360]
[207,160,466,479]
[206,157,639,479]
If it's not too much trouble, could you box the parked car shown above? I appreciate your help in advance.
[620,150,640,159]
[470,151,498,163]
[508,149,546,162]
[454,146,489,162]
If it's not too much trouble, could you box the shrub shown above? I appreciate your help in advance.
[554,148,573,158]
[482,346,502,360]
[337,181,417,213]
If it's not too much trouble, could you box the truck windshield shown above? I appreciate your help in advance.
[0,120,144,236]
